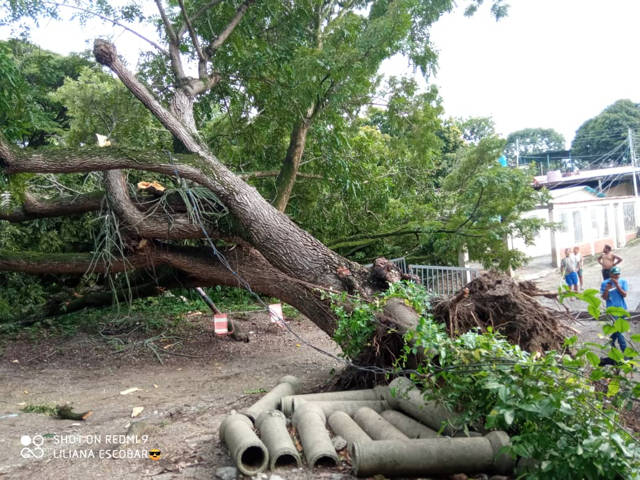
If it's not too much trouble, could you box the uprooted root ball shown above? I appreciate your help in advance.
[432,271,572,353]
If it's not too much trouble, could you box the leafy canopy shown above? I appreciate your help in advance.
[571,99,640,165]
[504,127,565,163]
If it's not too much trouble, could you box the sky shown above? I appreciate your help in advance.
[3,0,640,147]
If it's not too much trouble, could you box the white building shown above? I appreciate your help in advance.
[510,166,640,267]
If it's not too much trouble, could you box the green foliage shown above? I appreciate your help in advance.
[392,286,640,479]
[571,99,640,164]
[504,127,566,163]
[0,41,56,142]
[329,291,380,360]
[0,39,92,145]
[457,116,496,145]
[21,403,57,416]
[435,136,550,269]
[51,67,171,149]
[329,281,433,359]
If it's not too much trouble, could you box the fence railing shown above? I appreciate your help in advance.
[408,264,480,296]
[364,257,481,296]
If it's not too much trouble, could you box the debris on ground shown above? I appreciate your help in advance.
[431,271,572,352]
[55,404,93,420]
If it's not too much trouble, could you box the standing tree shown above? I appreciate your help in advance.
[504,127,565,164]
[456,116,496,145]
[571,99,640,165]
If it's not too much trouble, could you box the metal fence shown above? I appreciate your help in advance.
[364,257,481,296]
[389,257,408,274]
[409,264,481,296]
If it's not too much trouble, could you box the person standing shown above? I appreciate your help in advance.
[560,248,579,292]
[572,246,584,291]
[597,244,622,280]
[600,266,629,352]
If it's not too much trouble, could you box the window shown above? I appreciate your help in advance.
[573,210,583,243]
[559,212,570,232]
[623,203,636,232]
[603,206,609,236]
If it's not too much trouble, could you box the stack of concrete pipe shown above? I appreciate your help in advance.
[218,375,515,477]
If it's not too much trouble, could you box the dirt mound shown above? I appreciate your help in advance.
[432,271,572,352]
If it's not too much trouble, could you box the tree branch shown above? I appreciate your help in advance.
[154,0,187,81]
[44,1,168,55]
[207,0,255,54]
[0,251,154,275]
[88,41,359,287]
[177,0,208,79]
[104,169,212,240]
[240,170,323,180]
[178,0,224,36]
[0,191,104,222]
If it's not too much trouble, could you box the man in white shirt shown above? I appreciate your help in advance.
[572,246,584,291]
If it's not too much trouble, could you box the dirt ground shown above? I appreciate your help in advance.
[1,243,639,480]
[0,312,349,480]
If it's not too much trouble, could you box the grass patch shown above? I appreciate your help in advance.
[0,285,302,341]
[21,403,57,416]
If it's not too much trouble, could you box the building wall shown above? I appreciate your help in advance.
[515,197,640,267]
[508,208,550,257]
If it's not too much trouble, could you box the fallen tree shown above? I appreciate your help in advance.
[0,0,534,377]
[0,35,413,345]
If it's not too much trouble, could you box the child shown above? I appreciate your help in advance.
[560,248,578,292]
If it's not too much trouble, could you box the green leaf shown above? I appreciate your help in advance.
[585,351,600,367]
[564,335,578,347]
[587,304,601,320]
[608,348,624,363]
[503,409,514,426]
[606,306,630,318]
[607,378,620,397]
[613,318,630,333]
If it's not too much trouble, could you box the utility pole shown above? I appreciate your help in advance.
[515,138,520,167]
[628,128,639,197]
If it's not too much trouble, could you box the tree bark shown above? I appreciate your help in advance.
[0,38,410,367]
[88,40,360,290]
[274,118,312,212]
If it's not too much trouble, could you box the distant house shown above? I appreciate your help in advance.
[509,165,640,267]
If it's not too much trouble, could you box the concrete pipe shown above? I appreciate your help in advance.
[385,377,460,435]
[218,413,269,476]
[243,375,301,422]
[327,411,372,448]
[288,399,389,417]
[350,430,514,477]
[292,403,339,468]
[256,410,302,470]
[353,407,409,441]
[281,387,387,416]
[380,410,438,438]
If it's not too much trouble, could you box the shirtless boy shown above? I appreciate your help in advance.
[597,244,622,280]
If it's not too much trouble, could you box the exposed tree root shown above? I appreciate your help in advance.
[432,271,572,353]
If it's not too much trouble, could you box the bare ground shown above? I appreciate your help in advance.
[0,312,350,480]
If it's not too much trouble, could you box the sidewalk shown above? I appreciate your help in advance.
[514,240,640,311]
